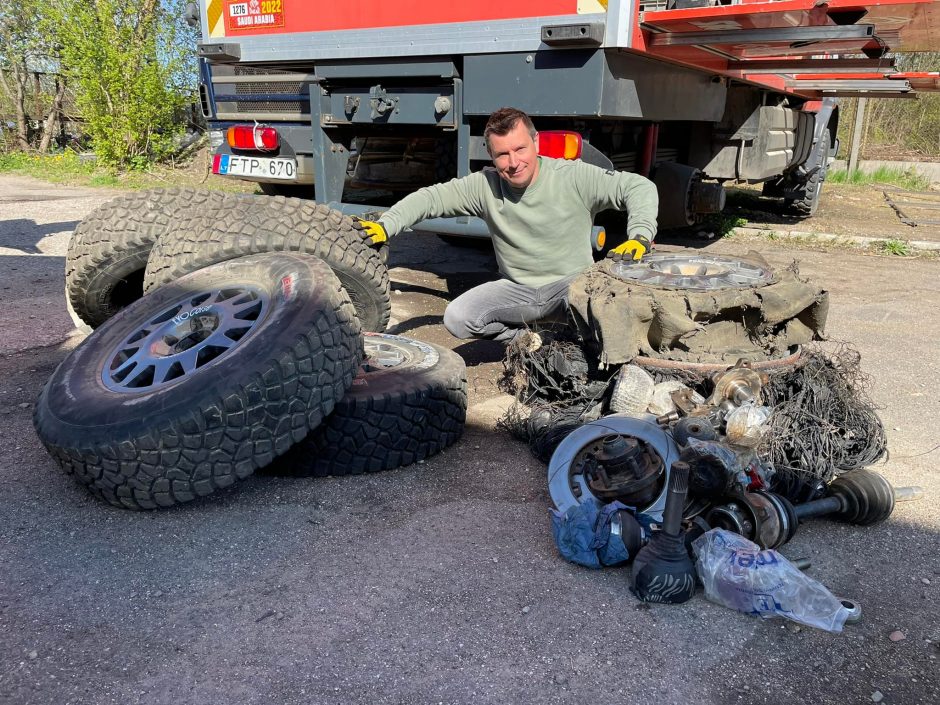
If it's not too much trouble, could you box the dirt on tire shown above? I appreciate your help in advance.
[569,252,829,366]
[144,199,391,332]
[36,252,363,510]
[270,332,467,477]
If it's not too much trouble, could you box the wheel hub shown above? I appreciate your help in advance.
[362,340,410,371]
[548,414,680,521]
[103,286,269,393]
[608,253,774,290]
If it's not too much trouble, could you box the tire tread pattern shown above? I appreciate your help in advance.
[144,197,391,331]
[38,254,363,510]
[276,348,468,477]
[66,188,242,327]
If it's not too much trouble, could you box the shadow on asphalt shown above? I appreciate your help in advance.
[0,219,81,253]
[451,338,506,367]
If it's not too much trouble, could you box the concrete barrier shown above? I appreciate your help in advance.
[831,159,940,184]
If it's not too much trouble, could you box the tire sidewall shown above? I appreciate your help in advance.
[42,253,356,435]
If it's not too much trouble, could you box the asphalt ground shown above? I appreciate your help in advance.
[0,174,938,705]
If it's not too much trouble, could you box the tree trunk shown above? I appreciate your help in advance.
[12,61,31,150]
[38,78,66,153]
[33,71,42,119]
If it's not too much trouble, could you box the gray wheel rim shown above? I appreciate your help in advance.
[359,332,439,375]
[102,286,270,393]
[609,253,774,290]
[547,414,680,522]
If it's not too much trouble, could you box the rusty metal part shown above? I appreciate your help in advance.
[634,348,803,374]
[656,411,680,425]
[708,362,766,406]
[584,434,666,508]
[705,499,756,539]
[548,415,680,521]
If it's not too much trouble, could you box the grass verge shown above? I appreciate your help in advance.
[827,166,930,190]
[0,149,257,193]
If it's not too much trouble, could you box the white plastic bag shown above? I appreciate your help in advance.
[693,529,850,632]
[724,403,772,447]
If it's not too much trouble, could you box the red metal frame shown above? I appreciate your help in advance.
[636,0,940,98]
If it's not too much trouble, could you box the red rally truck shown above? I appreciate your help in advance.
[192,0,940,236]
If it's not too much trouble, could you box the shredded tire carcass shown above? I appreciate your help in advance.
[568,254,829,367]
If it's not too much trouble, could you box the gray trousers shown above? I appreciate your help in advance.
[443,275,577,343]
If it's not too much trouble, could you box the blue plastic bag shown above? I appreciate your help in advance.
[550,498,650,568]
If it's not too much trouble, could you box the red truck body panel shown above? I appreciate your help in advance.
[220,0,579,34]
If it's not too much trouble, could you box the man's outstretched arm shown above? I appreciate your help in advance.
[356,174,488,246]
[572,161,659,260]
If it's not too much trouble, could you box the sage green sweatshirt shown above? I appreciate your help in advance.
[378,157,659,288]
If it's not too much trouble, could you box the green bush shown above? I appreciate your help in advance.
[46,0,196,168]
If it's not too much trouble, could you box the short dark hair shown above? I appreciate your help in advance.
[484,107,537,153]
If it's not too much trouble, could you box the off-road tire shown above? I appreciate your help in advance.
[272,332,467,477]
[35,252,363,510]
[144,201,391,332]
[786,162,828,217]
[66,188,233,328]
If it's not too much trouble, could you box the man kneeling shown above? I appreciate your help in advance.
[356,107,659,344]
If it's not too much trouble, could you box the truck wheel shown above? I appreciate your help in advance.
[271,332,467,477]
[35,252,363,510]
[144,202,391,332]
[786,162,828,217]
[66,188,232,328]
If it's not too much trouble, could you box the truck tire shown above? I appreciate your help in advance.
[272,332,467,477]
[35,252,363,510]
[144,202,391,332]
[66,188,232,328]
[786,161,828,217]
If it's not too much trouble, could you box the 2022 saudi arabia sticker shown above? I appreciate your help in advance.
[226,0,285,31]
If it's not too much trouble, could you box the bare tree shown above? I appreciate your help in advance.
[0,2,54,151]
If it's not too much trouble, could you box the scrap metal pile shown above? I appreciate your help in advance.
[500,252,918,630]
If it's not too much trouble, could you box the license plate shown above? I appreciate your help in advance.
[213,154,297,180]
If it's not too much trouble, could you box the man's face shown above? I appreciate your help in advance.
[488,120,539,189]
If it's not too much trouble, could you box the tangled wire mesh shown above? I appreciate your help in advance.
[760,343,887,485]
[497,325,887,493]
[497,328,613,461]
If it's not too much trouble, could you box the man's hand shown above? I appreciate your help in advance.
[353,219,388,247]
[607,235,651,262]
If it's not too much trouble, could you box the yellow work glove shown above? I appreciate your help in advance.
[607,235,651,262]
[353,219,388,248]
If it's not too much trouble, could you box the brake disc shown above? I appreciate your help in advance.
[607,253,775,290]
[547,414,680,521]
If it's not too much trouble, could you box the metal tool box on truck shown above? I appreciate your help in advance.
[193,0,940,234]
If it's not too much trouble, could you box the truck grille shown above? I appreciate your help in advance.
[212,65,314,121]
